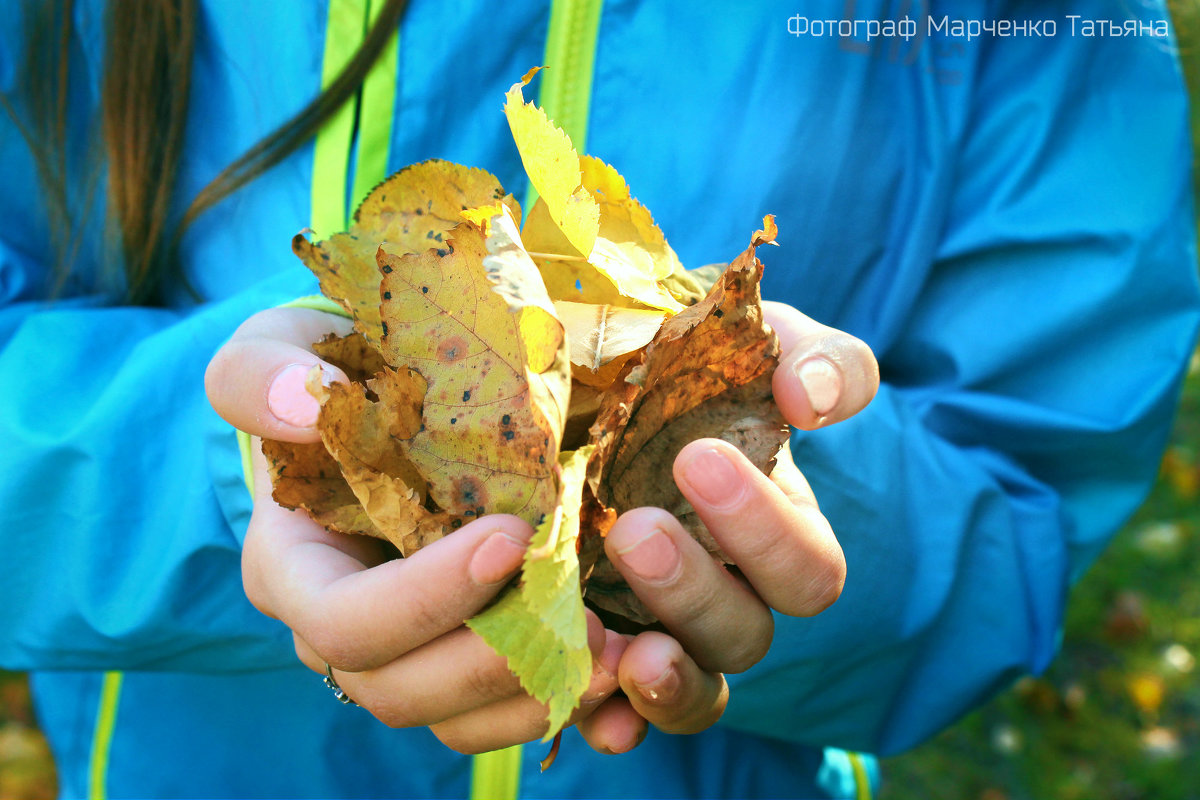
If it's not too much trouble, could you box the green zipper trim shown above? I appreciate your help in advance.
[539,0,604,154]
[86,671,124,800]
[350,0,401,214]
[523,0,604,214]
[848,751,873,800]
[312,0,400,236]
[301,3,603,795]
[470,746,524,800]
[311,0,368,237]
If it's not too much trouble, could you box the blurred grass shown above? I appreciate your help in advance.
[0,672,55,800]
[3,6,1200,800]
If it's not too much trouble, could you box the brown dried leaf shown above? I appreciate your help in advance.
[311,368,455,556]
[261,438,380,538]
[261,332,394,539]
[312,331,387,382]
[582,217,790,624]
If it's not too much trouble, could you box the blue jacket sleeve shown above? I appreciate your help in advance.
[0,257,316,672]
[724,13,1200,754]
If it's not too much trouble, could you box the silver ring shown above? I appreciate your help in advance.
[323,662,360,706]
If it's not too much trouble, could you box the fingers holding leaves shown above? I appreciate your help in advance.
[291,602,627,755]
[243,441,535,672]
[206,308,354,442]
[229,72,873,743]
[428,622,627,754]
[617,632,729,736]
[674,438,846,618]
[603,506,775,674]
[762,300,879,430]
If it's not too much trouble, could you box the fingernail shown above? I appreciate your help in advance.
[267,364,321,428]
[468,531,528,586]
[680,447,744,508]
[796,357,842,417]
[615,528,681,583]
[635,664,680,704]
[601,723,649,755]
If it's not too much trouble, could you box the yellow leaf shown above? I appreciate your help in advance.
[580,155,683,281]
[293,160,516,346]
[377,223,570,525]
[1128,673,1166,715]
[481,204,566,375]
[518,155,687,312]
[588,237,686,312]
[504,70,599,259]
[524,198,627,307]
[461,200,519,236]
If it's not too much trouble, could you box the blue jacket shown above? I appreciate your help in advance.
[2,1,1197,798]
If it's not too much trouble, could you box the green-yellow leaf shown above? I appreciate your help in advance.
[467,446,594,739]
[504,68,599,259]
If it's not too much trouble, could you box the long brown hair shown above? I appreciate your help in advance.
[4,0,409,305]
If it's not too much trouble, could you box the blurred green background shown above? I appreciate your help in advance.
[3,5,1200,799]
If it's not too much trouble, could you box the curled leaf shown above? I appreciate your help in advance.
[482,204,565,375]
[312,368,455,556]
[582,219,790,623]
[262,438,380,538]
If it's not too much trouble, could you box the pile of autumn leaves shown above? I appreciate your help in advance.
[264,69,788,737]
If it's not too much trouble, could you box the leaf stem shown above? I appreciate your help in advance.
[540,731,564,771]
[527,251,588,262]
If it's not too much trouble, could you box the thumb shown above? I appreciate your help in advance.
[763,301,879,430]
[206,307,354,442]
